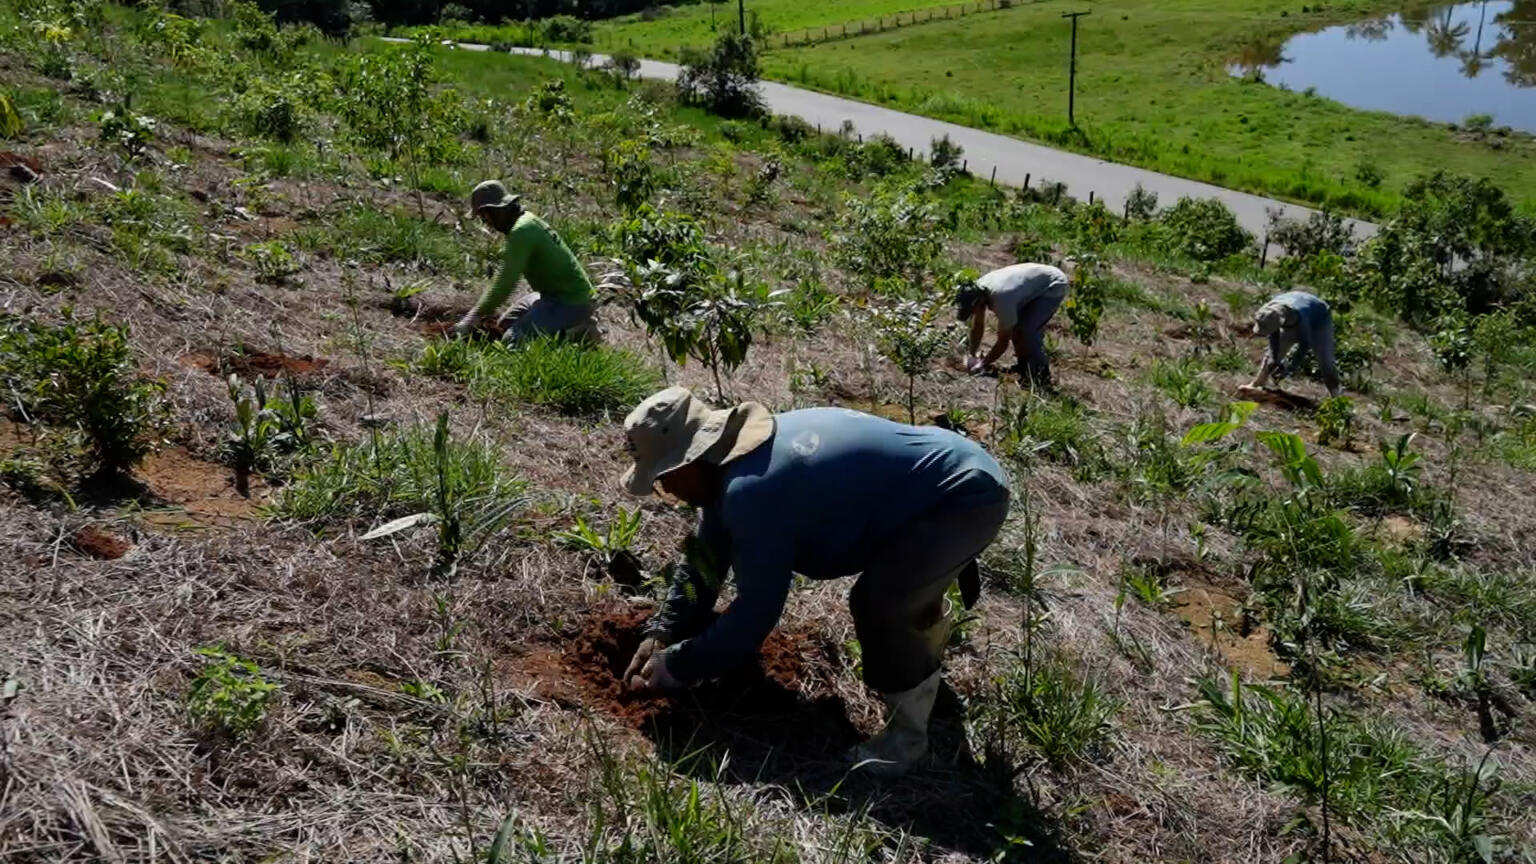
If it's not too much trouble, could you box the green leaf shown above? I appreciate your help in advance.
[2,677,19,701]
[359,511,439,540]
[487,812,519,863]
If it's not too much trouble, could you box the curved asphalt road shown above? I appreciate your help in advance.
[406,39,1376,242]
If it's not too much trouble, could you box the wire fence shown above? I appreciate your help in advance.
[775,0,1021,49]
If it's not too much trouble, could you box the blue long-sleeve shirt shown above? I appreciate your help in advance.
[1262,291,1332,373]
[651,408,1010,684]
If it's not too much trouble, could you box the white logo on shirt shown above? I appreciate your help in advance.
[791,431,821,456]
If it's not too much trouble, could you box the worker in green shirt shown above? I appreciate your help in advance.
[454,180,599,343]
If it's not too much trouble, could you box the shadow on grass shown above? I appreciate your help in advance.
[644,679,1072,862]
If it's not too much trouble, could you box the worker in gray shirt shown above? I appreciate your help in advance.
[957,262,1071,388]
[619,387,1011,773]
[1246,290,1342,397]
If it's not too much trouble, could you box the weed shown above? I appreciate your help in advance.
[240,241,300,284]
[186,646,278,738]
[977,647,1118,768]
[419,337,660,417]
[97,96,154,162]
[997,392,1105,476]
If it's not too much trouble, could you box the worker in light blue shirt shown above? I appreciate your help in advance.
[1249,290,1342,397]
[618,387,1011,774]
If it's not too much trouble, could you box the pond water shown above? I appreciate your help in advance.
[1229,1,1536,132]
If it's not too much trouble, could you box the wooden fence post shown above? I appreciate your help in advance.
[990,166,997,187]
[1023,172,1031,189]
[1088,190,1094,205]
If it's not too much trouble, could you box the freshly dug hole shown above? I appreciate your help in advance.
[532,607,861,766]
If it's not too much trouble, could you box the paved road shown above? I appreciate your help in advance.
[417,39,1377,241]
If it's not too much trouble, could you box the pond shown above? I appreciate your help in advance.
[1230,1,1536,132]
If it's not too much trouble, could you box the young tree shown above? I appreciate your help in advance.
[868,299,951,424]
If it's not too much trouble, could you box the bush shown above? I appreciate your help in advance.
[1267,207,1355,259]
[832,189,945,285]
[1315,395,1355,447]
[867,300,950,424]
[929,133,963,170]
[1159,197,1253,262]
[1124,183,1158,220]
[603,139,656,213]
[607,52,641,81]
[677,33,764,119]
[0,313,165,480]
[542,14,593,43]
[228,77,305,142]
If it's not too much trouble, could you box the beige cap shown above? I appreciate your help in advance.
[620,387,775,496]
[467,179,520,217]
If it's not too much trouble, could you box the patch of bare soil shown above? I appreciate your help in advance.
[179,350,330,378]
[70,524,131,559]
[516,607,860,758]
[135,446,265,528]
[397,297,508,340]
[1172,584,1290,680]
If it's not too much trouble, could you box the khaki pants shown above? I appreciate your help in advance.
[849,491,1011,692]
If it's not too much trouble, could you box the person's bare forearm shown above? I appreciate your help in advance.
[967,313,984,356]
[983,335,1010,367]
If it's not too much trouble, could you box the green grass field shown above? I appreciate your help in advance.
[587,0,1536,214]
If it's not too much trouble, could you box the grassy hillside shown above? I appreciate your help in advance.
[3,3,1536,862]
[578,0,1536,215]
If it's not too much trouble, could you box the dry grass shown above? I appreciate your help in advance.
[3,19,1536,864]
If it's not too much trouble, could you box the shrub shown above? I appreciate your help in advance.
[229,77,305,143]
[1314,395,1355,447]
[186,646,278,738]
[1064,255,1107,346]
[1159,197,1253,261]
[929,133,963,170]
[541,14,592,44]
[832,189,945,286]
[1124,183,1158,220]
[603,139,656,214]
[867,300,950,424]
[1267,207,1355,259]
[607,52,641,81]
[0,313,165,480]
[98,97,155,161]
[676,33,764,118]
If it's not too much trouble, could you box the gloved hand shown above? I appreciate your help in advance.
[624,637,662,682]
[451,315,479,338]
[964,355,984,374]
[626,642,683,695]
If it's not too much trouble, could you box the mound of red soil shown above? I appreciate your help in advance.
[71,525,131,559]
[179,350,330,378]
[523,608,860,763]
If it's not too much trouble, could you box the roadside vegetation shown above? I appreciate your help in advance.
[415,0,1536,216]
[2,3,1536,863]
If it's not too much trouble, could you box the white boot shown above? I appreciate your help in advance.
[848,668,942,775]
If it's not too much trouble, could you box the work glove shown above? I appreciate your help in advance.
[626,644,683,695]
[451,314,479,338]
[964,355,984,375]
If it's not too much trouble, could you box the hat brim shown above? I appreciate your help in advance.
[466,194,521,219]
[620,402,775,497]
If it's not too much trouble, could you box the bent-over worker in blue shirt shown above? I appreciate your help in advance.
[1248,290,1342,397]
[618,387,1011,774]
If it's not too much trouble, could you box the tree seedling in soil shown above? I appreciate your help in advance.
[867,298,950,425]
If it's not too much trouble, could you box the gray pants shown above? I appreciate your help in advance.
[1011,292,1065,387]
[849,491,1011,693]
[499,292,599,345]
[1255,320,1340,396]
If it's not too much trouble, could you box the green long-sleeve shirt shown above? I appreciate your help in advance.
[470,212,593,321]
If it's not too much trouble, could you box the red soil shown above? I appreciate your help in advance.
[519,607,860,760]
[71,524,131,560]
[135,447,261,528]
[179,350,330,378]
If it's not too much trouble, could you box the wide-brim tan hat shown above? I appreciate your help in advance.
[467,179,520,218]
[620,387,775,497]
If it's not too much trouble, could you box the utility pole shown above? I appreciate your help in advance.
[739,0,746,35]
[1061,10,1089,127]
